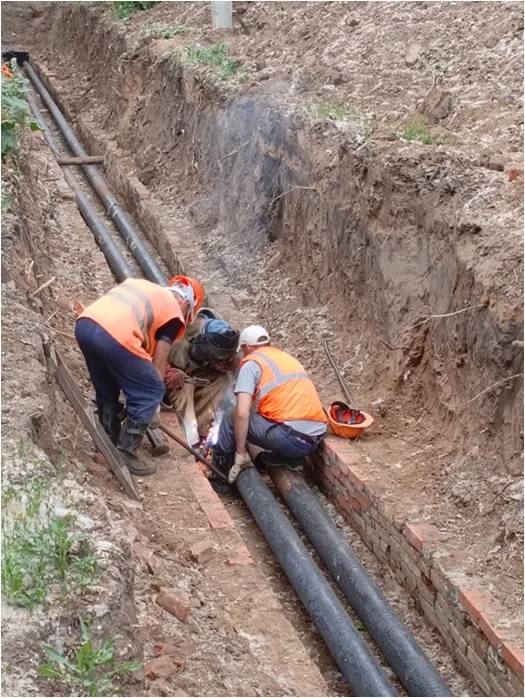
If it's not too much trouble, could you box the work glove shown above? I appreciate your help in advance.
[228,452,253,484]
[164,367,186,391]
[149,406,161,429]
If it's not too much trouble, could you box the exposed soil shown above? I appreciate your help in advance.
[1,1,523,695]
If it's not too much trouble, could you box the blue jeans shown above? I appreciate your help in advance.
[216,408,321,459]
[75,318,164,424]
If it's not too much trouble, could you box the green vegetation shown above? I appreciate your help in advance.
[1,480,99,609]
[186,42,241,80]
[38,618,141,697]
[312,99,371,144]
[1,61,40,161]
[145,23,186,39]
[312,99,353,122]
[112,1,159,21]
[401,115,433,144]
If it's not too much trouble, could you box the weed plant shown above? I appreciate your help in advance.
[1,480,99,608]
[1,61,39,160]
[401,115,433,144]
[186,42,240,79]
[39,618,141,696]
[145,24,186,39]
[112,1,158,21]
[312,99,371,143]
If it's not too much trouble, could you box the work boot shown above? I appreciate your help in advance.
[98,403,122,445]
[117,418,157,476]
[255,451,304,472]
[208,449,234,495]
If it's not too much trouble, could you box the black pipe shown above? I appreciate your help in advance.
[236,467,397,696]
[270,469,452,697]
[26,92,134,283]
[23,60,166,285]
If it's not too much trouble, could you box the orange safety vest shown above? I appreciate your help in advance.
[79,278,186,361]
[240,345,327,423]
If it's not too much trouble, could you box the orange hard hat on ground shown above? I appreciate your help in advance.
[168,275,205,315]
[326,400,374,439]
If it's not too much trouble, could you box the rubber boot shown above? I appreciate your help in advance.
[208,449,234,495]
[117,418,157,476]
[98,403,122,445]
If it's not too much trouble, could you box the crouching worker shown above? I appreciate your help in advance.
[75,277,200,476]
[210,325,327,494]
[164,312,240,442]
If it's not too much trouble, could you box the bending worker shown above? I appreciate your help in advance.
[164,310,240,443]
[210,325,327,493]
[75,276,203,476]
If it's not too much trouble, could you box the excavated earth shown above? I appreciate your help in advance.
[1,2,523,697]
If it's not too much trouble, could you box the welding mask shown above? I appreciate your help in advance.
[189,319,240,365]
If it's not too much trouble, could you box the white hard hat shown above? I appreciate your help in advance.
[239,325,270,347]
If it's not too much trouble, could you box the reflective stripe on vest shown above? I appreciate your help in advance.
[79,279,185,361]
[241,346,327,423]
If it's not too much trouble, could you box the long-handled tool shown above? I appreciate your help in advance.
[323,338,359,409]
[157,423,228,481]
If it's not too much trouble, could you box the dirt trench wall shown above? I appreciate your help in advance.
[45,3,523,473]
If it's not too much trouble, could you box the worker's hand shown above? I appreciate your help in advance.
[164,367,186,391]
[228,452,252,484]
[211,354,240,373]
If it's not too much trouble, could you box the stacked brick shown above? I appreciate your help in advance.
[312,436,524,697]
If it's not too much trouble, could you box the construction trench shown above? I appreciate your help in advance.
[1,3,523,698]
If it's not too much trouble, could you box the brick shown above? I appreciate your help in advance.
[453,645,470,673]
[402,522,442,556]
[144,655,182,680]
[501,642,524,682]
[226,544,253,566]
[458,587,492,624]
[434,594,454,627]
[478,610,506,651]
[450,621,468,655]
[404,567,419,592]
[419,597,438,626]
[488,667,515,697]
[156,588,191,622]
[466,645,490,681]
[189,540,216,565]
[508,663,525,695]
[470,667,492,697]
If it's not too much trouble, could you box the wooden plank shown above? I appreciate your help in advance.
[57,155,104,165]
[48,346,138,500]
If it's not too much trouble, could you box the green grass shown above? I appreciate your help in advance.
[145,23,186,39]
[38,618,141,697]
[1,480,99,608]
[401,115,433,144]
[112,1,158,21]
[1,60,40,161]
[312,99,353,122]
[185,42,241,80]
[312,99,371,144]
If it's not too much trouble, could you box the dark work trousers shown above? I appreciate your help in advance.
[75,318,165,424]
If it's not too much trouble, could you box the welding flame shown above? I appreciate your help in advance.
[205,411,222,449]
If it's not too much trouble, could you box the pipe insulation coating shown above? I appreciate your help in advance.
[23,60,167,285]
[270,469,452,697]
[236,467,397,697]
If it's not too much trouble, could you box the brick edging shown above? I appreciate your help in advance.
[312,436,524,697]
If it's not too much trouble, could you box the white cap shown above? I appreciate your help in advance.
[239,325,270,347]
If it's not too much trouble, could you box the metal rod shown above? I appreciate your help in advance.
[157,423,228,481]
[323,338,358,408]
[57,155,105,165]
[236,467,396,696]
[23,60,167,285]
[270,468,452,697]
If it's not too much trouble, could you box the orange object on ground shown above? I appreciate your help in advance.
[168,275,205,315]
[79,278,186,361]
[241,345,327,424]
[326,400,374,439]
[1,64,13,79]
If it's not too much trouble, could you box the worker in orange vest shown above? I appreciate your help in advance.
[75,276,204,476]
[210,325,327,493]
